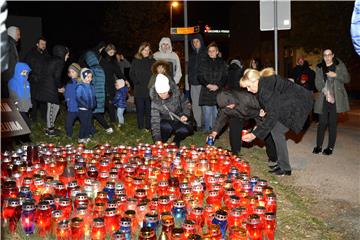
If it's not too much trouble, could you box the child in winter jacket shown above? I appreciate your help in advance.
[112,79,129,127]
[8,62,32,127]
[76,68,97,143]
[64,63,81,137]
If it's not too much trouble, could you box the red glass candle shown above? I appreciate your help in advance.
[254,206,266,225]
[75,193,89,209]
[157,180,169,196]
[228,206,243,227]
[57,220,71,240]
[191,184,204,203]
[2,198,21,232]
[158,195,171,214]
[182,219,196,238]
[71,217,84,239]
[51,210,64,236]
[264,212,276,240]
[54,182,67,198]
[189,207,204,232]
[3,180,19,200]
[36,201,52,236]
[75,167,86,186]
[93,203,106,218]
[104,208,119,234]
[206,190,221,210]
[92,217,106,240]
[229,225,247,240]
[135,189,147,203]
[204,204,216,228]
[58,198,72,220]
[265,193,277,214]
[246,214,263,240]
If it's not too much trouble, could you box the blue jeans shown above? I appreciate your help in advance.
[117,108,126,125]
[202,105,218,131]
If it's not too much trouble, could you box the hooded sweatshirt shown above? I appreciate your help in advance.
[153,37,182,84]
[189,34,207,86]
[8,62,32,112]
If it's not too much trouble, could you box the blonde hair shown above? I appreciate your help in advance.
[135,42,152,59]
[240,67,275,88]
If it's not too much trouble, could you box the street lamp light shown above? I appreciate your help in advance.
[170,1,179,29]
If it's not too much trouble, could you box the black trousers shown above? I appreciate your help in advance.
[65,111,79,137]
[30,99,47,122]
[264,134,278,163]
[20,112,31,129]
[105,95,117,123]
[78,110,92,139]
[228,117,243,154]
[93,113,110,130]
[135,96,151,129]
[316,101,337,149]
[160,119,193,147]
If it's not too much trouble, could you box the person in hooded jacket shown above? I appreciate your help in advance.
[24,36,49,122]
[227,58,243,90]
[130,42,155,130]
[2,26,20,98]
[99,43,125,123]
[8,62,32,128]
[198,42,227,132]
[83,50,114,134]
[150,74,193,147]
[208,89,277,164]
[35,45,69,136]
[240,68,313,176]
[189,34,207,131]
[289,57,315,91]
[312,49,351,156]
[153,37,182,84]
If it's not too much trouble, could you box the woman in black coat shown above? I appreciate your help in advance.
[240,68,313,176]
[208,89,277,164]
[99,43,125,123]
[130,42,156,130]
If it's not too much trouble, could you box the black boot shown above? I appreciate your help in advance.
[312,146,322,154]
[322,147,333,155]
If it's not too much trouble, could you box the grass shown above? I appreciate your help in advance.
[3,108,343,239]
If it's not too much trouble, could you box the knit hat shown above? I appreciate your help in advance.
[80,68,93,81]
[7,26,18,40]
[155,74,170,93]
[116,79,125,88]
[68,63,81,76]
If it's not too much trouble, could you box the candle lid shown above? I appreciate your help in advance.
[93,217,105,227]
[22,201,35,211]
[52,210,63,218]
[58,220,70,229]
[265,212,276,221]
[140,227,155,238]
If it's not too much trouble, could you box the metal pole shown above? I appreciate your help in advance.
[170,5,173,31]
[274,0,278,73]
[184,0,189,92]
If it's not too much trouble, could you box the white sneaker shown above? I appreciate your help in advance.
[78,138,85,143]
[106,128,114,134]
[84,138,91,144]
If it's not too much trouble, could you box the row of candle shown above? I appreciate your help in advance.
[1,142,277,239]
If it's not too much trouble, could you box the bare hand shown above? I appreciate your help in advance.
[209,131,217,138]
[180,115,188,122]
[259,109,266,117]
[58,87,65,93]
[326,71,337,78]
[242,133,256,142]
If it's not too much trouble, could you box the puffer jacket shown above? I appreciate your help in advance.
[150,87,191,141]
[198,56,227,106]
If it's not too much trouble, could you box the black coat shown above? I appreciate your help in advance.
[99,54,124,98]
[198,56,227,106]
[227,63,243,90]
[188,34,207,86]
[34,45,68,104]
[213,89,261,133]
[290,64,315,91]
[1,36,19,98]
[252,74,313,140]
[24,47,49,96]
[130,57,155,98]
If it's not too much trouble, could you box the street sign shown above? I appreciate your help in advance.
[1,99,31,138]
[260,0,291,31]
[171,26,200,35]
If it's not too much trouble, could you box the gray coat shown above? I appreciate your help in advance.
[314,58,350,114]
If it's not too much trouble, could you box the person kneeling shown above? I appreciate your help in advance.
[150,74,193,147]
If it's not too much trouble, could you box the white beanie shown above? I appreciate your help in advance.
[116,79,125,88]
[7,26,18,40]
[155,74,170,94]
[80,68,93,81]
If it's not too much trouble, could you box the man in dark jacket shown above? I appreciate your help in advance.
[209,89,277,163]
[198,42,227,132]
[1,26,20,98]
[189,34,207,131]
[24,36,49,122]
[227,58,243,90]
[289,57,315,91]
[35,45,69,136]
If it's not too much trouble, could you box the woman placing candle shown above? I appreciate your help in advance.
[240,68,313,176]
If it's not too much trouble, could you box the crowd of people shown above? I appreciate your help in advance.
[2,25,351,176]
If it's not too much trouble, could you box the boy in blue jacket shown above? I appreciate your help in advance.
[76,68,97,143]
[112,79,129,127]
[8,62,32,128]
[64,63,81,137]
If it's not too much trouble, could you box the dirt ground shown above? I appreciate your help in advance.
[283,113,360,239]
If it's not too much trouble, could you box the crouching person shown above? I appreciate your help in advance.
[76,68,97,144]
[150,74,193,147]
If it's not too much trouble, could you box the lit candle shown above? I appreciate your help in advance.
[265,193,277,214]
[104,208,119,234]
[21,200,36,235]
[171,199,187,228]
[57,219,71,240]
[246,214,263,240]
[36,200,52,236]
[91,217,106,240]
[264,212,276,240]
[70,217,84,239]
[211,209,228,239]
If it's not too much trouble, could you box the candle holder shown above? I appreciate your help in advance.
[21,200,36,235]
[92,217,106,240]
[105,208,119,234]
[264,212,276,240]
[211,209,228,239]
[2,197,21,232]
[246,214,263,240]
[120,217,132,240]
[70,217,84,239]
[139,226,156,240]
[36,200,52,236]
[57,219,71,240]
